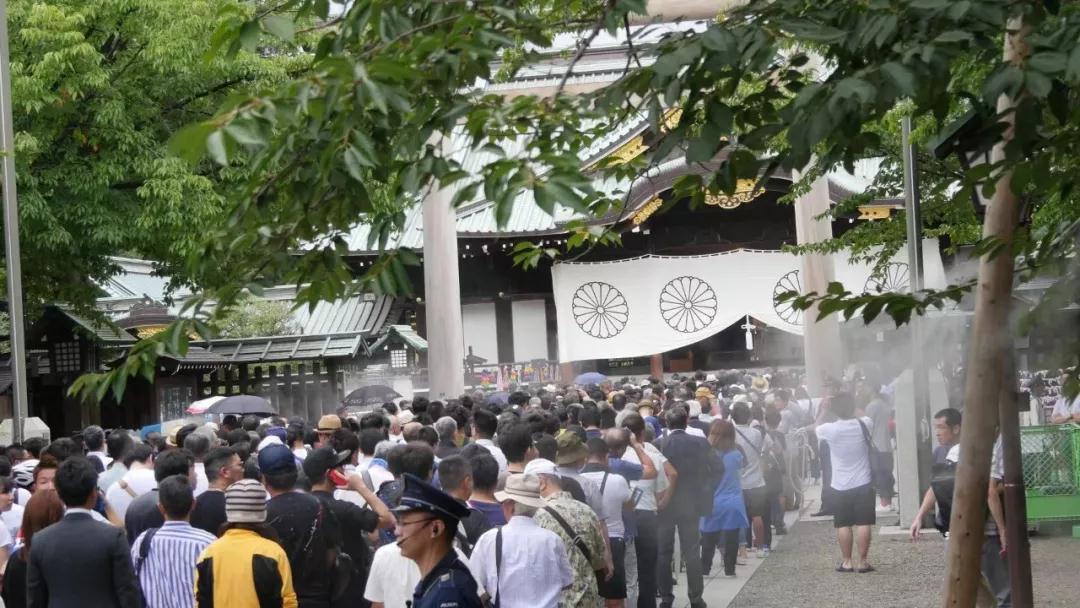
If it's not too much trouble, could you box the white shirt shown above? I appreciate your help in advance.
[816,417,874,491]
[475,439,508,473]
[1051,395,1080,420]
[581,470,632,538]
[355,458,395,491]
[734,424,772,490]
[364,542,483,607]
[622,444,668,512]
[87,451,113,470]
[193,463,209,497]
[98,463,128,492]
[0,510,12,548]
[2,503,24,542]
[469,516,573,608]
[556,466,603,515]
[105,467,157,519]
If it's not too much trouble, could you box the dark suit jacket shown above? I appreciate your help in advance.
[657,429,721,517]
[27,512,140,608]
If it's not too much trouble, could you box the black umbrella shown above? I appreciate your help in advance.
[205,394,275,416]
[342,385,402,408]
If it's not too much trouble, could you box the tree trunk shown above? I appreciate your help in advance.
[942,17,1028,608]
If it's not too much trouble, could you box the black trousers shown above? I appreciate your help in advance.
[634,510,659,608]
[657,509,705,608]
[700,529,741,576]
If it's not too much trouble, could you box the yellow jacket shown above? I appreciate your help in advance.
[194,528,297,608]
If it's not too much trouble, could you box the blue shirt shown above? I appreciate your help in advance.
[413,548,483,608]
[131,521,216,608]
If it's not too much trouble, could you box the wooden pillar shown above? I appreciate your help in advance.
[297,364,311,421]
[649,354,664,380]
[282,366,294,418]
[494,297,515,363]
[422,137,466,400]
[793,173,844,396]
[309,362,323,420]
[267,366,279,414]
[238,365,250,395]
[326,360,340,404]
[560,362,574,386]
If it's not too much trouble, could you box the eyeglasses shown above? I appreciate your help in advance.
[395,516,437,529]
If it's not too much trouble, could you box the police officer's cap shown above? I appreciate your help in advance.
[393,473,470,521]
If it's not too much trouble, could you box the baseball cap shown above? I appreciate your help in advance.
[302,447,351,481]
[523,458,560,479]
[317,415,342,433]
[257,444,296,475]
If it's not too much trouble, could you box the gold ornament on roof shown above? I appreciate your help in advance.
[632,197,663,225]
[704,179,764,209]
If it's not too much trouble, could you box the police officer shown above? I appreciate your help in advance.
[393,473,483,608]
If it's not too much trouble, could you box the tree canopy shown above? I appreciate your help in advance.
[75,0,1080,396]
[3,0,304,311]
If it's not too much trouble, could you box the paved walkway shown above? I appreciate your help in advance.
[663,482,1080,607]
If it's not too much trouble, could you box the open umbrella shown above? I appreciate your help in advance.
[205,394,275,416]
[574,372,608,385]
[186,396,225,416]
[342,385,402,409]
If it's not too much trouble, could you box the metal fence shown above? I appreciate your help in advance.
[1021,423,1080,521]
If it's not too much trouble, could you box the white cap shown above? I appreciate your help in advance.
[523,458,560,479]
[544,384,558,392]
[706,373,718,382]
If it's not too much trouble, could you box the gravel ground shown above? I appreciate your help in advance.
[728,518,1080,607]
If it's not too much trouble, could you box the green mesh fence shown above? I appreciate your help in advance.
[1021,424,1080,521]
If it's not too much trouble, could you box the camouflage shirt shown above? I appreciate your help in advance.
[534,491,606,608]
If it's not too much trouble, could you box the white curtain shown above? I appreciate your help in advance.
[551,240,945,362]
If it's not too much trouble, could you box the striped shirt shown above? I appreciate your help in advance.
[131,521,216,608]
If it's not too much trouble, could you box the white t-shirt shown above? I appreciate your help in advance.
[1051,395,1080,420]
[364,542,484,607]
[1,504,22,545]
[622,444,669,512]
[193,463,210,497]
[104,467,157,519]
[581,470,631,538]
[0,516,11,549]
[816,417,874,491]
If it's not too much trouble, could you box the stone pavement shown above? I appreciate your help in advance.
[662,481,1080,608]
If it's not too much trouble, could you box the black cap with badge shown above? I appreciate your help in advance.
[392,473,470,521]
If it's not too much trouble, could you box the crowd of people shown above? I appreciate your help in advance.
[0,369,905,608]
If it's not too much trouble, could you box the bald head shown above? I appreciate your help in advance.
[604,427,630,457]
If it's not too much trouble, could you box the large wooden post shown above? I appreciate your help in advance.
[792,173,844,395]
[943,18,1027,608]
[422,140,466,400]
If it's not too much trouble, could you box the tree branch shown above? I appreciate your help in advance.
[555,1,614,95]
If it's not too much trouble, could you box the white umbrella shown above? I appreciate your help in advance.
[186,396,225,416]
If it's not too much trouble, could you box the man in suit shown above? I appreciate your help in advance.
[28,456,141,608]
[655,406,719,608]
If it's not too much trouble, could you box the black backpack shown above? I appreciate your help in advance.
[930,461,956,535]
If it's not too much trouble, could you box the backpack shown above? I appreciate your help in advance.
[374,479,404,547]
[930,461,956,535]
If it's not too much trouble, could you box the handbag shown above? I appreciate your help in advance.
[855,419,888,494]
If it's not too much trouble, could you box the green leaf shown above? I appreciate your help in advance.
[1028,52,1067,74]
[343,145,367,181]
[206,130,228,165]
[880,62,916,96]
[1024,71,1053,98]
[262,15,295,42]
[168,122,213,165]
